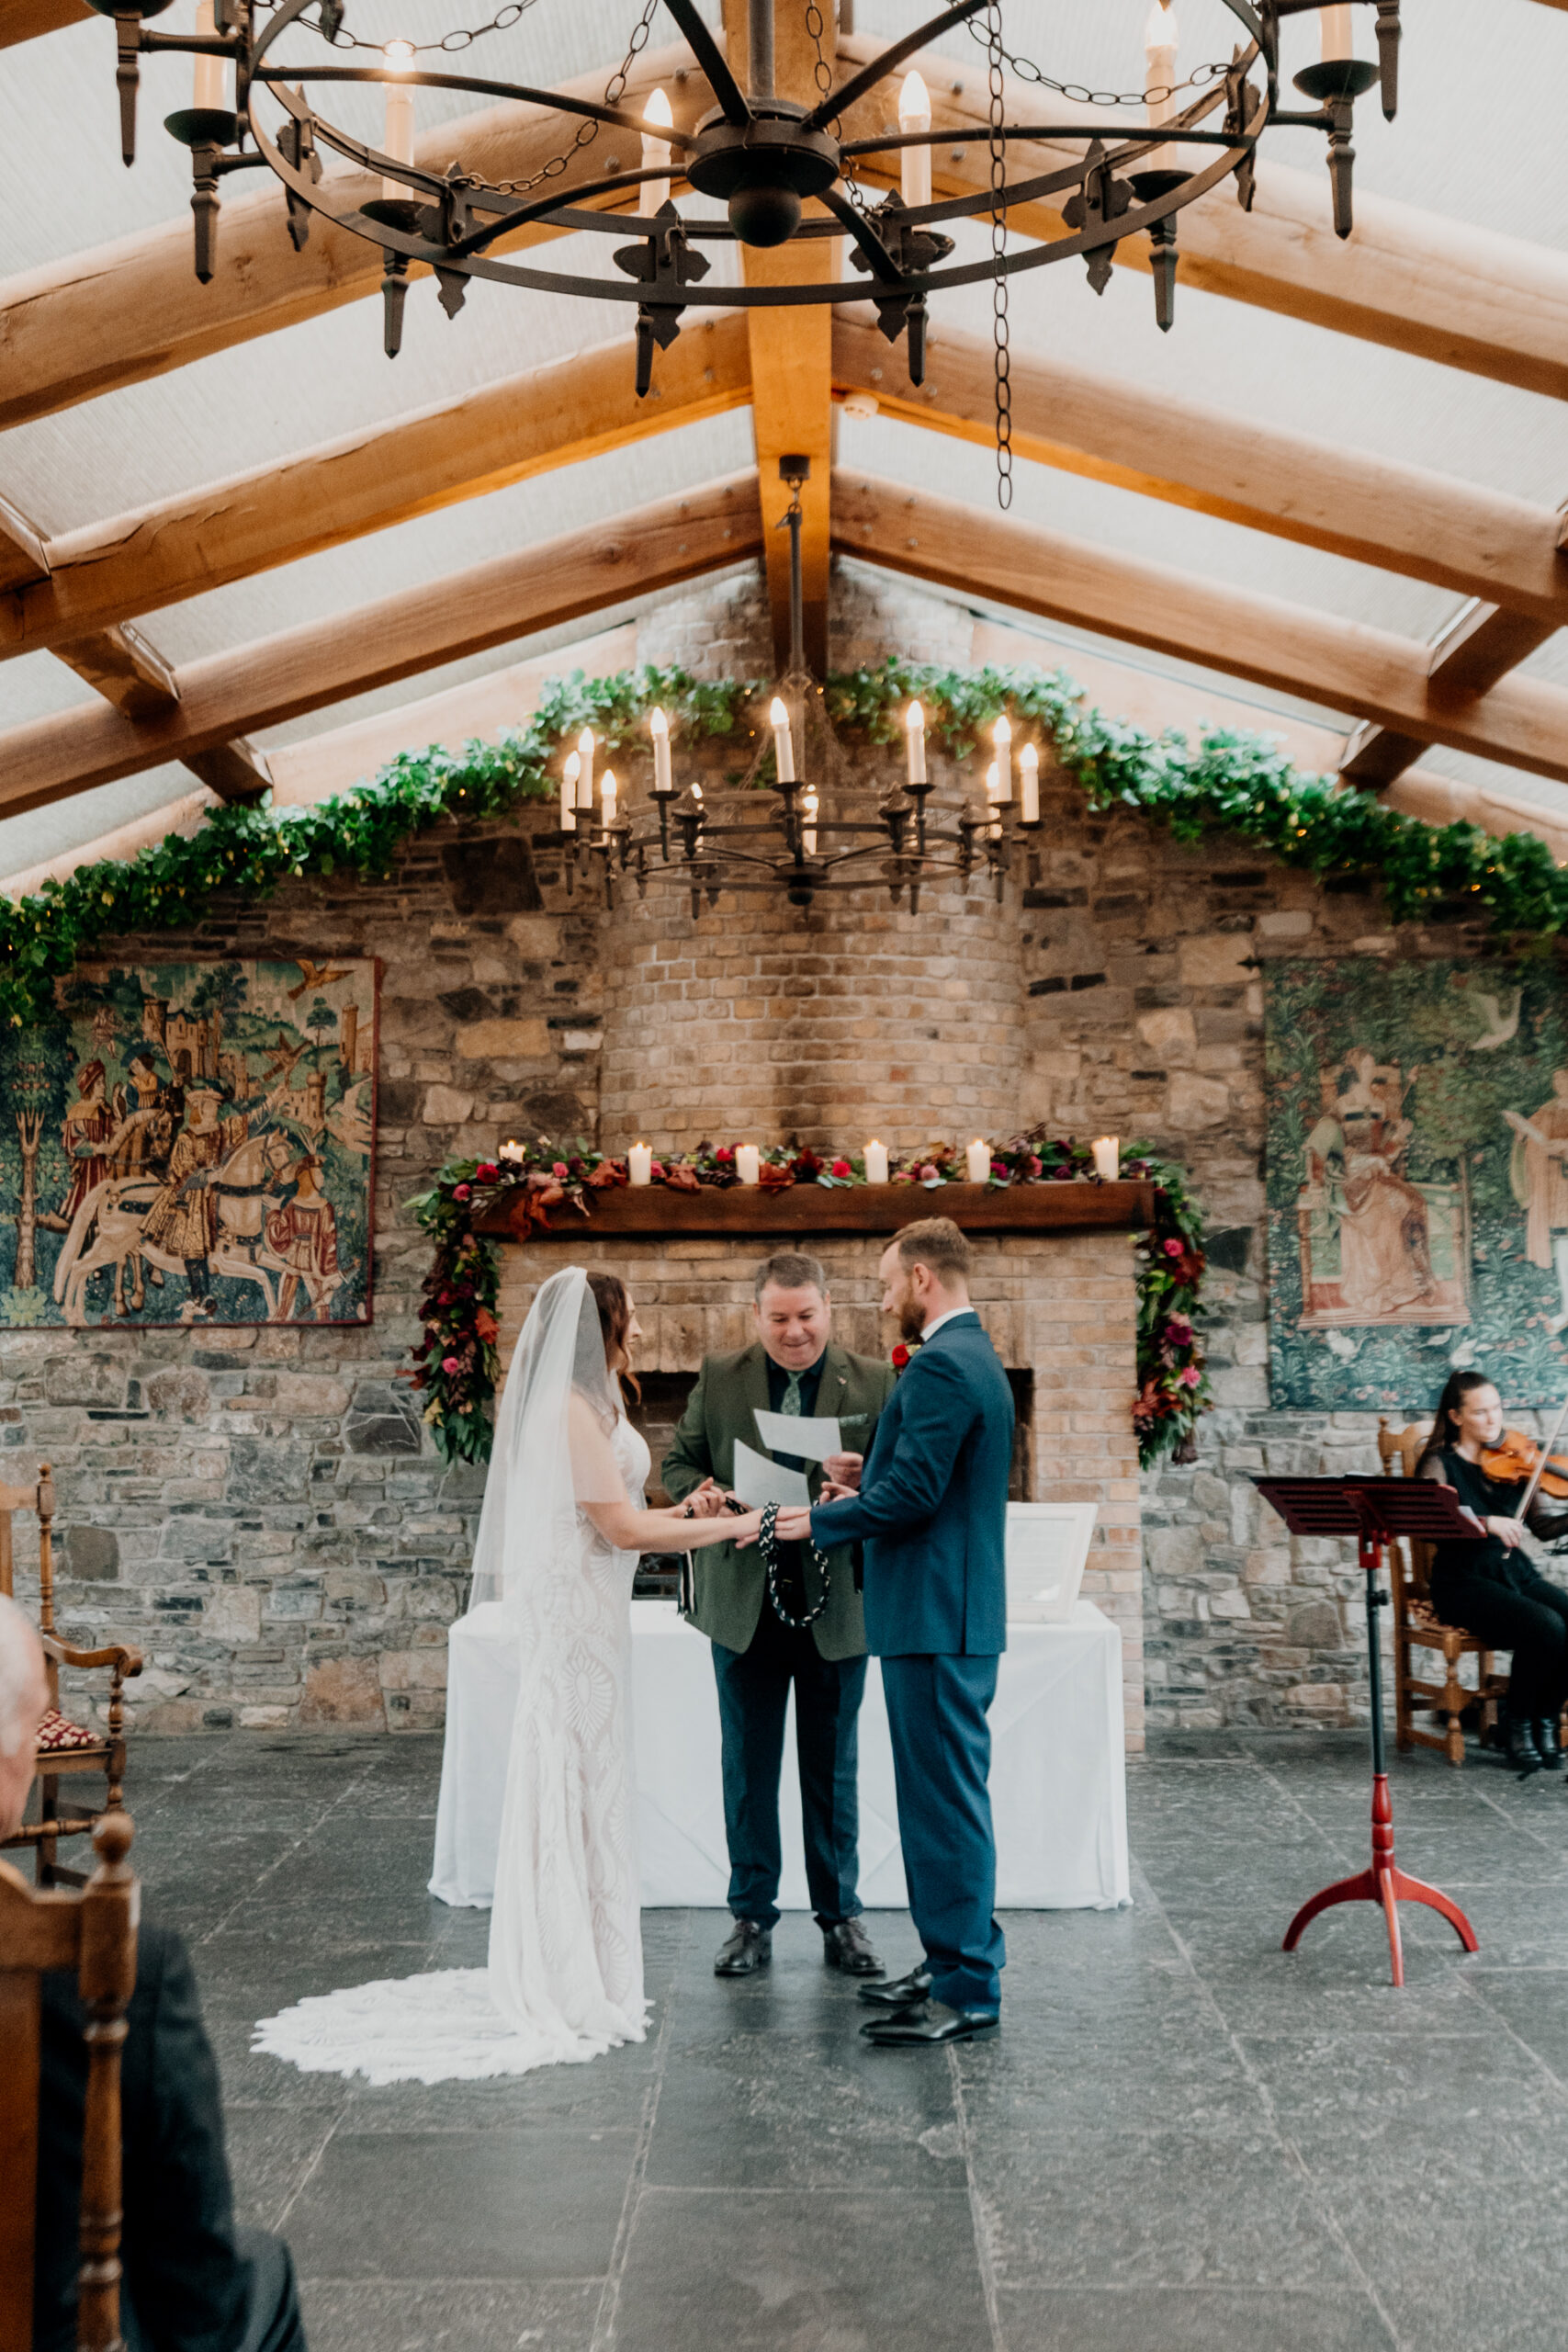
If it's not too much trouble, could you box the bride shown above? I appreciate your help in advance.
[254,1264,759,2084]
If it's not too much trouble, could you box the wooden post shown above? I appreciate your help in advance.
[75,1812,136,2352]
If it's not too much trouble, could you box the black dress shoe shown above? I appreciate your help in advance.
[861,1998,999,2047]
[1534,1717,1563,1770]
[822,1918,884,1976]
[1506,1713,1543,1775]
[714,1919,772,1976]
[857,1965,932,2009]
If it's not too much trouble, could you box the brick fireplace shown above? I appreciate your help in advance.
[491,1187,1148,1750]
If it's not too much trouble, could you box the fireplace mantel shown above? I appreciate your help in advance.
[475,1179,1156,1243]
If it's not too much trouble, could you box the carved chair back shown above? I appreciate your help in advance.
[1377,1416,1505,1766]
[0,1812,137,2352]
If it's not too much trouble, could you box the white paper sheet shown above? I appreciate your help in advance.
[752,1408,842,1462]
[731,1438,812,1509]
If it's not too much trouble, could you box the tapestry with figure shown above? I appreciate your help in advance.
[1266,956,1568,1411]
[0,958,377,1329]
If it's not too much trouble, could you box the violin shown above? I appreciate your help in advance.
[1481,1430,1568,1502]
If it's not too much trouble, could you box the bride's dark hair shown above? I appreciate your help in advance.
[587,1272,640,1406]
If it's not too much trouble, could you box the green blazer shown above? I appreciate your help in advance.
[661,1341,898,1661]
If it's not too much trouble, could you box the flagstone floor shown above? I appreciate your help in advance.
[117,1725,1568,2352]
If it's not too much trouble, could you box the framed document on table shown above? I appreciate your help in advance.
[1005,1502,1097,1623]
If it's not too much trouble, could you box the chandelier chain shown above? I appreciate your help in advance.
[806,2,837,129]
[987,2,1011,513]
[962,15,1232,108]
[488,0,659,198]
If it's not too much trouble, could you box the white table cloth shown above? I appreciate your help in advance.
[431,1597,1129,1913]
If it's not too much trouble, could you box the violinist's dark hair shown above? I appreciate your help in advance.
[1417,1368,1495,1473]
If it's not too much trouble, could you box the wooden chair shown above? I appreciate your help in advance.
[0,1811,137,2352]
[1378,1419,1506,1766]
[0,1468,141,1886]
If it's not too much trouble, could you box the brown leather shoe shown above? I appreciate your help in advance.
[822,1917,884,1976]
[714,1919,772,1975]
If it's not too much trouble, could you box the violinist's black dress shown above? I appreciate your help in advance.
[1421,1445,1568,1722]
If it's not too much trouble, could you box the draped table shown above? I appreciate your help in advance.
[431,1597,1129,1913]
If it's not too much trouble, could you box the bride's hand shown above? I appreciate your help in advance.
[728,1509,764,1549]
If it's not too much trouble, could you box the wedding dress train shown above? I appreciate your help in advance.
[254,1271,651,2086]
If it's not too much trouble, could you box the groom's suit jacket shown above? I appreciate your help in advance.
[662,1340,897,1660]
[809,1311,1013,1657]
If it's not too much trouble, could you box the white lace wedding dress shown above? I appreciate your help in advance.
[254,1271,652,2086]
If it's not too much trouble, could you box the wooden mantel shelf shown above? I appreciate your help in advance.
[474,1180,1157,1242]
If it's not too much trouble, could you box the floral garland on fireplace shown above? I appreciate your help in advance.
[404,1132,1209,1473]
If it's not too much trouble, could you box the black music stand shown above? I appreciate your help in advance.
[1252,1476,1482,1987]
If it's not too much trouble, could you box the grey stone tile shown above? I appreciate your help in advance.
[335,2047,661,2135]
[973,2125,1361,2290]
[1239,2026,1560,2130]
[996,2286,1394,2351]
[282,2128,637,2281]
[299,2278,600,2352]
[222,2103,344,2234]
[615,2188,992,2351]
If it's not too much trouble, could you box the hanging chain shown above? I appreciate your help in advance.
[490,0,659,198]
[806,2,835,119]
[987,2,1011,512]
[963,15,1230,108]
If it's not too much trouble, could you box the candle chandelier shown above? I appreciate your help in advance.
[93,0,1402,408]
[558,457,1043,918]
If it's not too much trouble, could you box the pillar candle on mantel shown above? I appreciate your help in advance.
[863,1141,889,1185]
[769,697,795,784]
[966,1138,990,1184]
[1320,4,1354,59]
[193,0,225,110]
[627,1142,653,1186]
[898,70,932,208]
[380,40,416,201]
[1092,1136,1120,1182]
[736,1144,761,1186]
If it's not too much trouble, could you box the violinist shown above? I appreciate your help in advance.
[1417,1370,1568,1773]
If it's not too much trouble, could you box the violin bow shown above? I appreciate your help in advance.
[1518,1388,1568,1521]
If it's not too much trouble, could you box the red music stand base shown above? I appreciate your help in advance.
[1281,1770,1478,1988]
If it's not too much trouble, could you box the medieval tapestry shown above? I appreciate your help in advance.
[1266,956,1568,1412]
[0,959,377,1329]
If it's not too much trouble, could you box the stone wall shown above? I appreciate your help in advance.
[1,554,1528,1736]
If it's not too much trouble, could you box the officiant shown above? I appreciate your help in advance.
[662,1250,897,1980]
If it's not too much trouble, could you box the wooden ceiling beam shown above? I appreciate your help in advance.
[830,472,1568,787]
[839,35,1568,404]
[52,622,179,718]
[0,473,762,817]
[4,318,750,660]
[0,0,86,45]
[721,0,835,671]
[0,41,707,432]
[1341,601,1563,789]
[833,312,1568,627]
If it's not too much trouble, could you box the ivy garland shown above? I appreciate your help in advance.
[11,650,1554,1469]
[405,1132,1210,1472]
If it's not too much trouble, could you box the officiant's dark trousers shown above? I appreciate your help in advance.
[882,1652,1006,2015]
[711,1609,868,1930]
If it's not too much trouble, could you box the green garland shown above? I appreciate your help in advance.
[405,1132,1211,1472]
[6,656,1566,1037]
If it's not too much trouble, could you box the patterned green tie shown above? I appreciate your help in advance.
[781,1371,804,1419]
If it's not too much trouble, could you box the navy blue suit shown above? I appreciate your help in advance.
[811,1311,1013,2013]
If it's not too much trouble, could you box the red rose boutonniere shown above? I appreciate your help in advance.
[890,1338,925,1374]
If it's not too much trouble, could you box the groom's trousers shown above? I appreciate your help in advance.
[881,1652,1006,2015]
[711,1608,868,1930]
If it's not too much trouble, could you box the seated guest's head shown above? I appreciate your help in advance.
[0,1590,47,1840]
[753,1250,832,1370]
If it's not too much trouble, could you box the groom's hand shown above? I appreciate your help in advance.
[823,1451,863,1490]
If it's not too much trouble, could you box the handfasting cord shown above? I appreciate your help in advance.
[758,1500,833,1630]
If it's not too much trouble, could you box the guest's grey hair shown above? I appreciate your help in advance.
[753,1250,829,1302]
[0,1592,46,1759]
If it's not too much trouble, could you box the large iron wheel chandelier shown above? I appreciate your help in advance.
[92,0,1402,407]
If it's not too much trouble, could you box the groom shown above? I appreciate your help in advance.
[774,1216,1013,2046]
